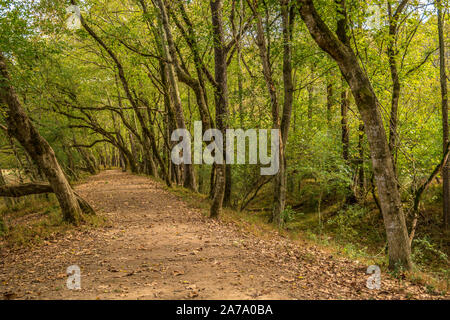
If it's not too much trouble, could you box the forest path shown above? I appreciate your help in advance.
[0,170,444,300]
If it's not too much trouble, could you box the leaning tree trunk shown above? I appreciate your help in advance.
[0,54,83,224]
[298,0,412,270]
[249,0,281,223]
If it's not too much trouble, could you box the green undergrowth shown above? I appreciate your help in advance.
[0,194,107,248]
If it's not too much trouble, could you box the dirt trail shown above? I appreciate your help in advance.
[0,170,446,299]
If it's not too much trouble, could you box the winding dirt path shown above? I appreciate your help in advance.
[0,170,446,299]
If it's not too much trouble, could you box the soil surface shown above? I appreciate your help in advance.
[0,170,447,300]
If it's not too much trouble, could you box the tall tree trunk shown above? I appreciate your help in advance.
[156,0,197,192]
[387,1,409,172]
[209,0,228,218]
[358,121,365,198]
[223,165,232,207]
[307,81,314,122]
[151,0,213,136]
[0,54,83,224]
[119,152,127,172]
[297,0,412,270]
[336,0,349,162]
[236,0,244,128]
[437,0,449,230]
[248,0,294,226]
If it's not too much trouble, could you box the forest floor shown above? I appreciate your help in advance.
[0,170,448,300]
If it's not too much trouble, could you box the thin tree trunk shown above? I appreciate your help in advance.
[387,1,409,172]
[410,143,450,244]
[209,0,228,218]
[358,121,365,198]
[248,0,294,226]
[223,165,232,207]
[336,0,349,162]
[276,0,295,226]
[156,0,197,192]
[437,0,449,230]
[237,0,244,128]
[248,0,281,224]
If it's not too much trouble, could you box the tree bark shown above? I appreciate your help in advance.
[326,79,333,124]
[248,0,294,226]
[248,0,281,224]
[358,121,365,198]
[340,78,350,161]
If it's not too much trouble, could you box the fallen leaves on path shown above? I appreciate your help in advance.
[0,170,447,300]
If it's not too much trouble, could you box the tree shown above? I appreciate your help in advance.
[297,0,412,270]
[154,0,197,191]
[247,0,295,226]
[387,1,409,170]
[210,0,229,218]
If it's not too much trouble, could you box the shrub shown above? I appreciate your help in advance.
[326,204,367,241]
[412,236,448,267]
[280,205,296,227]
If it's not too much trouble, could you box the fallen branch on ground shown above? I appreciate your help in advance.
[0,183,95,215]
